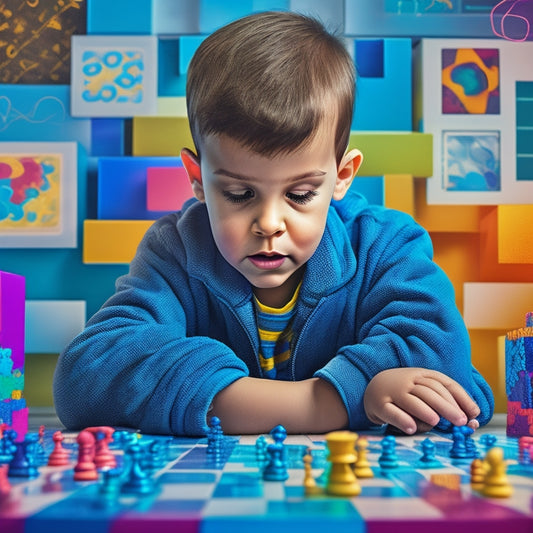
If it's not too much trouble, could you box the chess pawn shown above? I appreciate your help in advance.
[48,431,71,466]
[207,416,224,460]
[121,443,156,495]
[449,426,467,459]
[263,441,289,481]
[481,447,513,498]
[74,430,98,481]
[354,437,373,478]
[303,448,322,496]
[470,458,485,491]
[0,429,17,464]
[325,431,361,497]
[0,464,11,498]
[88,427,117,469]
[98,468,122,508]
[378,435,398,470]
[255,435,268,466]
[8,435,39,478]
[418,438,442,469]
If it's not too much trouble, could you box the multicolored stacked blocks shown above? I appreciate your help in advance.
[0,271,27,441]
[506,312,533,436]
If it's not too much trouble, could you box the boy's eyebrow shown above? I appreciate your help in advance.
[213,168,327,181]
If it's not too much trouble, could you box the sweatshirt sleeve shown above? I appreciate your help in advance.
[53,215,249,436]
[315,209,494,431]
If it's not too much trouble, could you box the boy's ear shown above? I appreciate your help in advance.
[181,148,205,202]
[333,149,363,201]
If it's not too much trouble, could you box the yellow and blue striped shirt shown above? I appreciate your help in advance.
[254,284,300,379]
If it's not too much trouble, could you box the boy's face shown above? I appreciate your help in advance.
[182,124,362,307]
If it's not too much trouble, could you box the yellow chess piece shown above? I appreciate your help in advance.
[470,458,485,491]
[354,437,374,479]
[325,431,361,497]
[302,448,322,496]
[481,447,513,498]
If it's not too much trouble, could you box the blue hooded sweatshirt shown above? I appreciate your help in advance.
[53,193,494,435]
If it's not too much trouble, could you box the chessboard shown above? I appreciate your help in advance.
[1,425,533,533]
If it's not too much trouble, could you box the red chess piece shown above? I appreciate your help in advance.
[74,430,98,481]
[47,431,71,467]
[0,464,11,498]
[86,426,117,469]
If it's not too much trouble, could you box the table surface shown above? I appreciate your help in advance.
[2,411,532,533]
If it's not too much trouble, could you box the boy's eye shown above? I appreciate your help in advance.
[286,190,318,205]
[223,190,254,203]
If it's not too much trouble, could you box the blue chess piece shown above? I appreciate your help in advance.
[461,426,479,459]
[99,468,122,505]
[270,425,287,445]
[255,435,268,466]
[121,443,156,495]
[378,435,398,470]
[0,429,17,464]
[263,441,289,481]
[207,416,223,458]
[449,426,468,459]
[8,434,39,478]
[479,433,497,451]
[417,438,442,468]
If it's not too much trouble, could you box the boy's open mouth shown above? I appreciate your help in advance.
[248,253,286,270]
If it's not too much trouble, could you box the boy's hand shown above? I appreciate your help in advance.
[363,368,481,434]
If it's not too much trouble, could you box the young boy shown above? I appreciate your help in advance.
[53,11,494,436]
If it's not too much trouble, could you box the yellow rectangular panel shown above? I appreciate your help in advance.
[498,205,533,264]
[133,116,194,156]
[83,220,154,264]
[384,174,414,216]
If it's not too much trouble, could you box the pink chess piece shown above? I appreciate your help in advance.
[73,430,98,481]
[0,464,10,497]
[86,426,117,469]
[47,431,71,467]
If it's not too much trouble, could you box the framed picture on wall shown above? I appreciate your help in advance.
[70,35,158,118]
[416,38,533,204]
[0,142,78,248]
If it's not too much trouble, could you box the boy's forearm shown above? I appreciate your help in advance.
[211,377,348,434]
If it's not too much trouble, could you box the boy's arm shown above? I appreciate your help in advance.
[211,376,348,434]
[54,213,250,436]
[315,208,494,431]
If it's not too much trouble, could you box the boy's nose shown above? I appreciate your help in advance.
[252,205,286,237]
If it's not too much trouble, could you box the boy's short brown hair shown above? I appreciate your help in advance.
[186,11,355,165]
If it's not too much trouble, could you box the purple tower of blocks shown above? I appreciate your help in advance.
[506,312,533,437]
[0,271,28,441]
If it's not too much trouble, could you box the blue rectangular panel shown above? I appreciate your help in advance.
[97,156,183,220]
[87,0,152,34]
[352,39,412,131]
